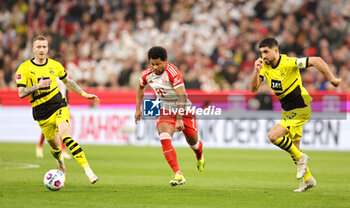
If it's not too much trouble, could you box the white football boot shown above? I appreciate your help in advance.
[294,176,317,192]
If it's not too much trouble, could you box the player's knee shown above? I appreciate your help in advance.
[267,131,278,142]
[58,127,71,137]
[50,142,62,150]
[159,132,172,140]
[185,134,198,146]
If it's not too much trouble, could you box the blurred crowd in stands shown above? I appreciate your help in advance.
[0,0,349,92]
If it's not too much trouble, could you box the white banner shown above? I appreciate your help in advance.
[135,119,349,150]
[0,107,135,145]
[0,107,349,151]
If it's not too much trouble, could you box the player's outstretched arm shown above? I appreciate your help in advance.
[62,77,100,102]
[135,84,145,124]
[250,59,264,93]
[308,57,341,87]
[18,76,52,98]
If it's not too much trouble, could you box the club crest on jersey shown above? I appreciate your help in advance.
[271,79,283,91]
[143,98,161,117]
[16,73,22,81]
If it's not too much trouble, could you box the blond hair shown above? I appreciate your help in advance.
[32,35,47,44]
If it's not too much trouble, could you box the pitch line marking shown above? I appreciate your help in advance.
[0,161,40,169]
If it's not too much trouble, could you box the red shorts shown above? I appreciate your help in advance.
[156,110,198,137]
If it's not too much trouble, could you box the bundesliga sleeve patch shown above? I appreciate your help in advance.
[16,73,22,81]
[296,57,308,69]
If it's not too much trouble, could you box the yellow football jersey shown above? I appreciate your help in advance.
[16,58,68,120]
[259,54,312,111]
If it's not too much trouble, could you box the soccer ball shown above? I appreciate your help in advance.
[43,169,65,191]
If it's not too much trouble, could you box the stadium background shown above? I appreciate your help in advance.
[0,1,350,208]
[0,0,349,150]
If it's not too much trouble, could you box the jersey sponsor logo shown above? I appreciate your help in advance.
[271,79,283,91]
[37,77,51,90]
[149,80,153,83]
[161,77,167,84]
[16,73,22,81]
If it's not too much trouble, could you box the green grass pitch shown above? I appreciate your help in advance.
[0,142,349,208]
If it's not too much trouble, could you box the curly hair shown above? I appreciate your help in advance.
[147,46,167,61]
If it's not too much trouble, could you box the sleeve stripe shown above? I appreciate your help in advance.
[17,84,26,87]
[141,68,152,76]
[169,65,177,75]
[173,83,184,89]
[167,64,177,77]
[141,70,153,86]
[167,68,176,77]
[140,79,145,86]
[59,72,67,80]
[306,57,309,67]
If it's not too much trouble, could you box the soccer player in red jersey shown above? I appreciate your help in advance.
[135,46,205,186]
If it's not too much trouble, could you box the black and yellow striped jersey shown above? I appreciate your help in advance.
[259,54,312,111]
[16,58,68,120]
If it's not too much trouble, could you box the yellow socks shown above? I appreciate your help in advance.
[51,148,62,161]
[289,146,313,181]
[62,136,89,169]
[273,136,301,160]
[303,166,312,181]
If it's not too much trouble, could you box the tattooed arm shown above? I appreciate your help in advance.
[62,76,84,95]
[62,77,100,102]
[18,76,52,98]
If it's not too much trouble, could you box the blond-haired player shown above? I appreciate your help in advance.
[16,35,99,184]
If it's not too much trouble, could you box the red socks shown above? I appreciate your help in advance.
[38,134,66,151]
[61,138,66,151]
[190,140,203,160]
[38,133,45,147]
[160,133,181,174]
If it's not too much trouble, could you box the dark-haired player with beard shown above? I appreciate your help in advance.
[250,37,341,192]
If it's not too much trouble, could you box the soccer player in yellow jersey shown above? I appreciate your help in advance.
[16,35,100,184]
[250,38,341,192]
